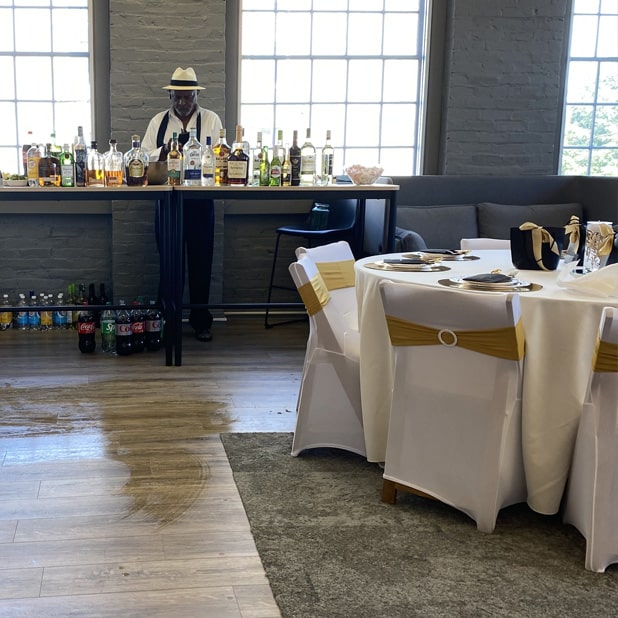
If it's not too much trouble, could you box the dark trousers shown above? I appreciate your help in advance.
[156,198,215,332]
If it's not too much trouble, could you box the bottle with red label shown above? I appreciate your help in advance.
[145,300,162,351]
[77,304,96,353]
[115,300,132,356]
[131,300,146,353]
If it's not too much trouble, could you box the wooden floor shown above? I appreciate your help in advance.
[0,317,308,617]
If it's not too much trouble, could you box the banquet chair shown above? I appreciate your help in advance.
[288,252,365,457]
[460,238,511,250]
[563,306,618,572]
[265,198,360,328]
[378,281,527,533]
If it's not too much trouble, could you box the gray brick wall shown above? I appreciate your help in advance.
[441,0,569,174]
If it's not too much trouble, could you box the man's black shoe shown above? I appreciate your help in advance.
[195,329,212,342]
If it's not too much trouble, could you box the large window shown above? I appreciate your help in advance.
[239,0,431,177]
[560,0,618,176]
[0,0,91,176]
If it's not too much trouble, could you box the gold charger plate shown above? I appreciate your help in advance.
[365,262,451,272]
[438,277,543,292]
[403,252,481,262]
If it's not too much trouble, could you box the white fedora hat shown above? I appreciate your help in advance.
[163,67,204,91]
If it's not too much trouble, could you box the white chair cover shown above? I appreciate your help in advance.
[563,306,618,572]
[461,238,511,250]
[378,281,527,533]
[288,251,365,457]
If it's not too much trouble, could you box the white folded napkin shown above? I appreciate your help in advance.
[557,261,618,298]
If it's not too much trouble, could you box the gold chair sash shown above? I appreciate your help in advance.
[519,222,561,271]
[385,315,525,361]
[297,273,330,316]
[593,338,618,373]
[316,259,355,290]
[596,223,615,257]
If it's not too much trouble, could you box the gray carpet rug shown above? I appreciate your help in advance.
[220,432,618,618]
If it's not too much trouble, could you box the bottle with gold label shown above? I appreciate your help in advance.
[38,143,61,187]
[124,134,149,186]
[87,141,105,187]
[213,128,231,186]
[167,132,183,185]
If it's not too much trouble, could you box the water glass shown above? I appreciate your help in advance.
[583,221,614,272]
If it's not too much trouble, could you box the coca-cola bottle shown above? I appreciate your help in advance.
[77,304,96,353]
[115,300,132,356]
[131,301,145,353]
[145,300,162,351]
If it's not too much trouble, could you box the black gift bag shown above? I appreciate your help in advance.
[510,223,565,271]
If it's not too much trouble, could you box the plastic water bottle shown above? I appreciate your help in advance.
[145,300,162,351]
[28,294,41,331]
[40,294,53,331]
[14,293,28,330]
[0,294,12,331]
[54,292,68,329]
[100,303,116,354]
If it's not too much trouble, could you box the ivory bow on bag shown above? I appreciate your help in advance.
[510,222,564,271]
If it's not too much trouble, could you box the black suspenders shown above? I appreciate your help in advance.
[156,111,202,147]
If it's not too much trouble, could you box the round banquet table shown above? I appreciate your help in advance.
[354,250,618,515]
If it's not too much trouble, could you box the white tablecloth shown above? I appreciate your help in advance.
[355,250,618,515]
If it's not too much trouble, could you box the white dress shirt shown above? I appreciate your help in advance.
[142,105,223,160]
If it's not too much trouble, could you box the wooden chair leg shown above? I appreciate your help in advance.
[382,479,397,504]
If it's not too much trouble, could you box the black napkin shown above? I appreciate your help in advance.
[423,248,460,255]
[463,273,513,283]
[383,258,427,265]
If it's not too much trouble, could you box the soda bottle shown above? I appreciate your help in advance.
[115,300,132,356]
[28,294,41,331]
[77,304,96,353]
[100,303,116,354]
[14,293,28,330]
[145,300,162,351]
[54,292,68,329]
[40,294,53,331]
[0,294,12,331]
[131,300,146,353]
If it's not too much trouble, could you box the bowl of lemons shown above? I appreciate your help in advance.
[2,173,28,187]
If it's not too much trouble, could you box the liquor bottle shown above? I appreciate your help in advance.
[167,132,183,186]
[282,145,292,186]
[104,138,124,187]
[22,130,34,176]
[87,141,105,187]
[201,135,215,186]
[183,127,203,186]
[98,283,109,307]
[241,128,251,156]
[300,128,316,186]
[38,143,61,187]
[289,129,301,186]
[213,128,231,186]
[259,144,270,186]
[49,133,62,156]
[251,131,263,186]
[60,144,75,187]
[228,124,250,186]
[269,130,284,186]
[26,142,43,187]
[124,134,149,186]
[73,126,88,187]
[320,129,334,185]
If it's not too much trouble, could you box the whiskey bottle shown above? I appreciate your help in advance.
[87,141,105,187]
[167,132,183,186]
[27,142,43,187]
[213,128,231,186]
[299,128,315,186]
[183,128,203,186]
[104,138,124,187]
[73,126,88,187]
[124,134,149,186]
[228,125,250,186]
[38,143,61,187]
[60,144,75,187]
[201,135,215,186]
